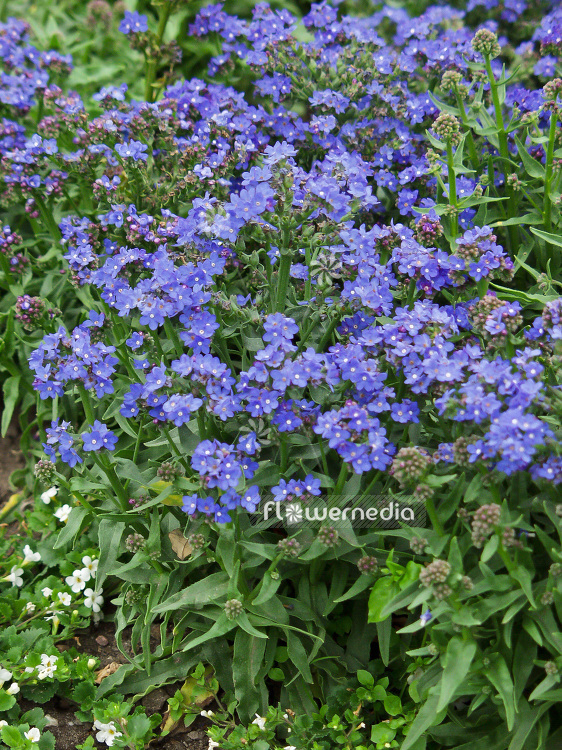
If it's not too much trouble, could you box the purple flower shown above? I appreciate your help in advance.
[115,141,148,162]
[119,11,148,34]
[81,420,117,451]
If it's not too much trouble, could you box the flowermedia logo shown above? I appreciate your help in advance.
[251,494,426,529]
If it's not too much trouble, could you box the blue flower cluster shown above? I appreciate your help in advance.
[13,0,562,521]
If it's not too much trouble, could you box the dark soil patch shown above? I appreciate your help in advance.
[28,618,211,750]
[0,417,25,505]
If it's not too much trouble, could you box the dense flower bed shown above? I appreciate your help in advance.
[0,0,562,748]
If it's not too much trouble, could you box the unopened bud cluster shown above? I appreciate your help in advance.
[545,661,559,676]
[410,537,429,555]
[125,533,146,553]
[224,598,243,620]
[390,447,431,488]
[277,538,302,557]
[156,461,183,481]
[124,586,146,606]
[15,296,59,331]
[432,113,462,146]
[419,559,451,588]
[471,503,501,547]
[418,562,451,600]
[34,459,56,483]
[187,533,206,550]
[318,525,339,547]
[357,555,378,575]
[471,29,501,59]
[543,78,562,104]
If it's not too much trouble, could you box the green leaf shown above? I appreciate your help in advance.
[1,725,23,747]
[510,568,536,607]
[233,630,267,722]
[376,618,392,666]
[367,577,400,623]
[437,636,477,712]
[401,692,445,750]
[252,572,282,606]
[515,137,545,178]
[0,692,16,711]
[357,670,374,688]
[105,653,200,700]
[383,693,402,715]
[181,614,236,654]
[484,655,517,730]
[371,723,397,744]
[237,612,268,639]
[1,376,20,438]
[490,213,542,228]
[53,506,90,550]
[528,674,560,702]
[287,630,314,684]
[530,227,562,249]
[96,519,125,589]
[152,572,230,613]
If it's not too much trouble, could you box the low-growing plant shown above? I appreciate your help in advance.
[1,0,562,748]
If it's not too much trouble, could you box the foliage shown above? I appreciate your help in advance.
[1,0,562,748]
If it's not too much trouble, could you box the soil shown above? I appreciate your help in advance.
[0,426,211,750]
[22,619,212,750]
[0,417,25,505]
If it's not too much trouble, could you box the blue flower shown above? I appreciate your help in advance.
[119,11,148,34]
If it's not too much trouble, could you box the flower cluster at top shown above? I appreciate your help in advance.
[4,0,562,519]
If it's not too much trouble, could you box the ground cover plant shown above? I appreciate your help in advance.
[1,0,562,748]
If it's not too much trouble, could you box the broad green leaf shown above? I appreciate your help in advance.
[153,572,230,613]
[53,506,90,550]
[484,655,517,730]
[437,636,477,712]
[367,577,400,623]
[1,376,20,438]
[233,630,267,723]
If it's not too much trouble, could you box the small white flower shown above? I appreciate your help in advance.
[284,746,297,750]
[37,666,57,680]
[0,668,12,685]
[41,654,58,669]
[54,504,72,522]
[25,666,36,673]
[200,710,215,718]
[26,602,36,613]
[0,720,7,728]
[6,682,20,695]
[84,588,104,613]
[22,545,41,564]
[208,741,220,750]
[58,592,72,606]
[6,566,24,587]
[252,714,267,731]
[65,569,90,593]
[41,587,53,598]
[24,727,40,742]
[40,487,57,504]
[87,658,97,669]
[45,611,60,628]
[81,556,98,576]
[94,720,122,747]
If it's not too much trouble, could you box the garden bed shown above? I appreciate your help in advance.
[1,0,562,749]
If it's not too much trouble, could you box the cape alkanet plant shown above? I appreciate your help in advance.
[1,0,562,747]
